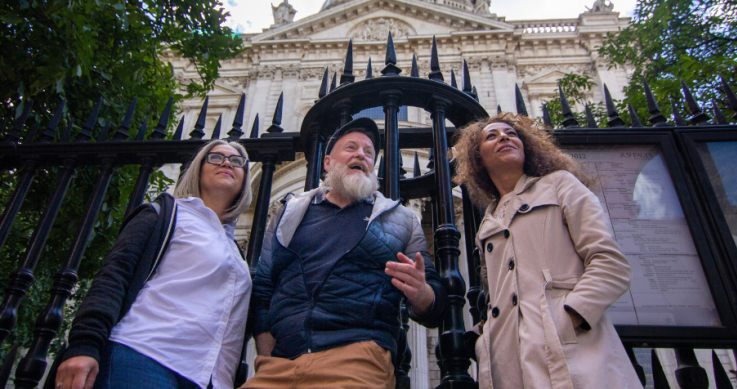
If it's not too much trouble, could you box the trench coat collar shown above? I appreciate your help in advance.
[475,174,550,247]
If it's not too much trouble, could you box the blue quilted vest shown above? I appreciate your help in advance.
[266,205,407,361]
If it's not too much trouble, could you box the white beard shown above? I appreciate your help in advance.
[324,160,379,202]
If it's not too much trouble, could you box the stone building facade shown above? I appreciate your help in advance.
[161,0,638,387]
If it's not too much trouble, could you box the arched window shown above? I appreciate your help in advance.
[354,106,408,121]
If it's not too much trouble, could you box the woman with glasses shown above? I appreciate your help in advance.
[55,140,253,389]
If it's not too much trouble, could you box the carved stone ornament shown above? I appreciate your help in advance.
[271,0,297,26]
[349,17,415,41]
[473,0,491,15]
[585,0,614,13]
[218,76,250,89]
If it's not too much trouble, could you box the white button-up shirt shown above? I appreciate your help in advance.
[109,197,252,389]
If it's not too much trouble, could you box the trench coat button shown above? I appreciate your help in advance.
[508,260,515,270]
[504,230,510,239]
[486,243,493,252]
[512,294,518,306]
[520,204,529,212]
[491,307,500,318]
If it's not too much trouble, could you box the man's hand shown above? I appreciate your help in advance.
[56,356,99,389]
[255,332,276,357]
[385,252,435,316]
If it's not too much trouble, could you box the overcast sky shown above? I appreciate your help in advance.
[225,0,637,34]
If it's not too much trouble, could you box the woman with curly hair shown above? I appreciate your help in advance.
[454,113,641,389]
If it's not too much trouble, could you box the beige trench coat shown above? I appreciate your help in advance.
[474,171,642,389]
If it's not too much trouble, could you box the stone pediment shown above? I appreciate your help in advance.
[526,69,569,85]
[250,0,513,43]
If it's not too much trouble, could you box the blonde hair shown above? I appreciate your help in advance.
[453,112,593,207]
[174,140,252,223]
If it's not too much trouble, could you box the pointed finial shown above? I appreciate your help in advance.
[381,32,401,76]
[211,115,222,139]
[151,96,173,140]
[450,69,458,89]
[497,105,502,115]
[319,67,330,99]
[250,114,260,138]
[584,104,597,128]
[515,85,528,117]
[190,96,209,139]
[603,84,625,127]
[542,103,553,128]
[670,97,688,126]
[720,76,737,120]
[340,40,355,85]
[642,80,668,127]
[559,85,579,128]
[426,147,435,169]
[462,60,473,94]
[173,117,184,140]
[228,93,247,140]
[6,99,33,144]
[39,100,66,143]
[23,121,39,144]
[681,80,710,124]
[365,58,373,80]
[428,36,444,82]
[96,118,111,142]
[627,103,644,127]
[60,120,73,143]
[76,97,102,142]
[410,54,419,77]
[712,99,728,124]
[413,151,421,177]
[267,92,284,133]
[330,72,337,92]
[136,117,148,141]
[113,97,137,141]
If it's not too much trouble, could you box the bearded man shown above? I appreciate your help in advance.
[243,118,447,389]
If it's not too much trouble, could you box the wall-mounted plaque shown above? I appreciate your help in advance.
[564,145,720,327]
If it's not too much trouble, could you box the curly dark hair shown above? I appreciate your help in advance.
[453,112,593,207]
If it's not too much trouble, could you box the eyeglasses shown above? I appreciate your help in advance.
[205,152,248,168]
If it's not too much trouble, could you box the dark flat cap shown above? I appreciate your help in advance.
[325,117,381,157]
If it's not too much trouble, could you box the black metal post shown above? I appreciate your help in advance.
[381,90,402,200]
[430,96,475,388]
[0,159,38,251]
[0,158,78,349]
[396,303,412,389]
[460,185,481,325]
[304,128,324,191]
[674,348,709,389]
[245,153,278,272]
[14,158,116,389]
[124,156,156,217]
[625,345,647,386]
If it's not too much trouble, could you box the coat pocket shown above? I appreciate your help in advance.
[542,271,581,346]
[545,287,578,345]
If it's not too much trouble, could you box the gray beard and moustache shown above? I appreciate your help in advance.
[324,160,379,202]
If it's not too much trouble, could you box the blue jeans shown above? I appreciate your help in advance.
[93,341,202,389]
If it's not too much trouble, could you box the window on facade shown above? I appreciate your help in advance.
[354,106,408,121]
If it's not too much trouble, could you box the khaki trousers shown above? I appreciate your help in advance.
[240,341,396,389]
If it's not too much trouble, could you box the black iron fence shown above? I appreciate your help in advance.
[0,34,736,389]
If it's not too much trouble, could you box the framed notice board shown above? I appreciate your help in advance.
[553,128,737,346]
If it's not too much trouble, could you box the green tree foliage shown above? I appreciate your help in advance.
[598,0,737,121]
[0,0,243,369]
